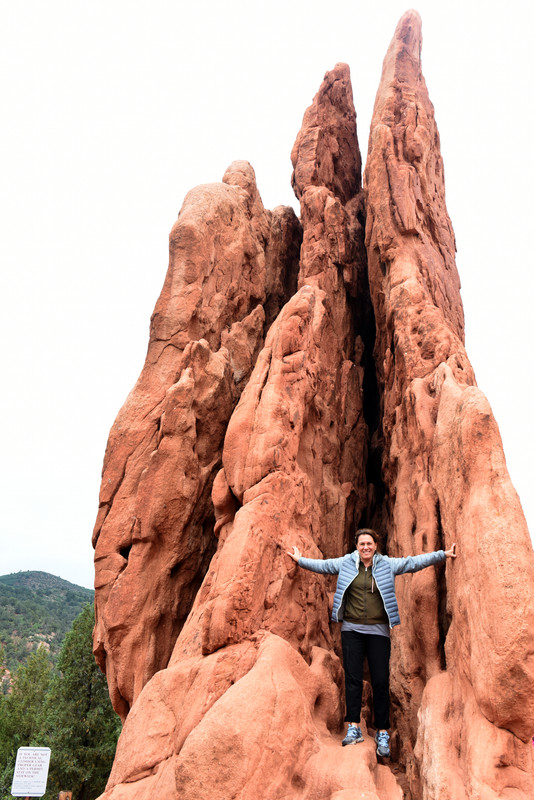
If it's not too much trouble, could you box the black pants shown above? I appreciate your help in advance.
[341,630,391,729]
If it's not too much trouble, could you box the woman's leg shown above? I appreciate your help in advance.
[365,634,391,730]
[341,631,366,722]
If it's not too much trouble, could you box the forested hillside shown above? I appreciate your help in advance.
[0,572,93,672]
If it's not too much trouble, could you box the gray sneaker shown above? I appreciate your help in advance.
[375,729,390,757]
[342,724,364,746]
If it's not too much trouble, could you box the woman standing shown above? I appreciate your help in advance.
[287,529,456,757]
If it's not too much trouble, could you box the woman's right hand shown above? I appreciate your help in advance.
[287,545,302,562]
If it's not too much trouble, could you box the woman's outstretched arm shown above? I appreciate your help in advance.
[286,545,345,575]
[390,543,457,575]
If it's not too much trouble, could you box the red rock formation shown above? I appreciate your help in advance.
[93,12,534,800]
[92,161,301,719]
[364,10,534,798]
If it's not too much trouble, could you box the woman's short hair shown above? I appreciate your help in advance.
[354,528,380,547]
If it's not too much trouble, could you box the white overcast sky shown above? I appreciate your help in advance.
[1,0,532,589]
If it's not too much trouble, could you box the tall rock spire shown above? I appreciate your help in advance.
[291,63,369,348]
[291,61,362,204]
[365,10,534,798]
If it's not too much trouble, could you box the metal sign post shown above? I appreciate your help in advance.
[11,747,51,798]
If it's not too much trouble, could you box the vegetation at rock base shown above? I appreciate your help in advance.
[0,571,94,673]
[0,604,121,800]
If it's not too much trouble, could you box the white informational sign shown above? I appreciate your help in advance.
[11,747,51,797]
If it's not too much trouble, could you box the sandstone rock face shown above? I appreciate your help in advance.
[364,11,534,799]
[93,12,534,800]
[93,161,301,719]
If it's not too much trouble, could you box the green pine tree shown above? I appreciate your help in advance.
[43,604,121,800]
[0,645,53,799]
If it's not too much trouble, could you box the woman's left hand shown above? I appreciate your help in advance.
[444,543,457,559]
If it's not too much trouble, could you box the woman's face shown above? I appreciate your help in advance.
[356,535,377,560]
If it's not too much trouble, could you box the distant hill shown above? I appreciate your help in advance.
[0,571,94,672]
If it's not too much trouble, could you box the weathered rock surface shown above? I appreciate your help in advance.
[93,11,534,800]
[364,10,534,798]
[92,160,301,719]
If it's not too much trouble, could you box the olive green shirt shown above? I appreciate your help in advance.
[343,563,388,624]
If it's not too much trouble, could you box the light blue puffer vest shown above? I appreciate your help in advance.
[298,549,445,627]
